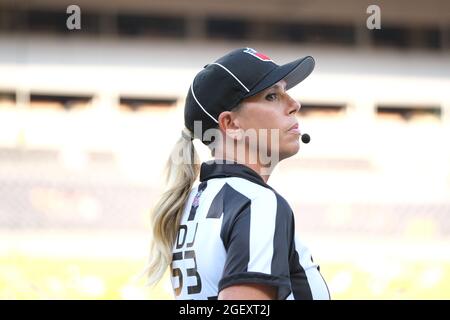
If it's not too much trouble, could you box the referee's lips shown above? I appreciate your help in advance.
[287,122,301,135]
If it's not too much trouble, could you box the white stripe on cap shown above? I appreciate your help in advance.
[211,63,250,93]
[190,83,219,124]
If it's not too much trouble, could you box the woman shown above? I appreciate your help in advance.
[145,47,330,300]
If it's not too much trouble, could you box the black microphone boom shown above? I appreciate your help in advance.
[301,133,310,144]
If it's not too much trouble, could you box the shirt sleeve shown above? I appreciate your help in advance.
[218,190,294,300]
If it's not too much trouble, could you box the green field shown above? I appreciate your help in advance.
[0,253,171,300]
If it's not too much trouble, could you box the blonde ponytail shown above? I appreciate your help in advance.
[145,127,199,286]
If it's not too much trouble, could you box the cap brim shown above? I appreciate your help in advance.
[243,56,315,98]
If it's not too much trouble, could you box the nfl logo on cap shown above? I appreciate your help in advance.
[243,48,273,62]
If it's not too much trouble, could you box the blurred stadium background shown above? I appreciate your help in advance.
[1,0,450,299]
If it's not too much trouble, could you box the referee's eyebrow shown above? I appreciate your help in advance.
[269,81,287,92]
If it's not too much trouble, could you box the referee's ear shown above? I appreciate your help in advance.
[217,111,243,141]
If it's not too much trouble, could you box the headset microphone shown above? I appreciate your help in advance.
[301,133,310,144]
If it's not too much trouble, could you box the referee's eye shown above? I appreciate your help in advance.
[265,93,278,101]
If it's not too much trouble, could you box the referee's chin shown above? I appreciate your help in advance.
[279,139,300,161]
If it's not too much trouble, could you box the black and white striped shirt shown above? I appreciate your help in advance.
[170,160,330,300]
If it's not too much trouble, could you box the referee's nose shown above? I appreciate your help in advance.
[288,95,301,115]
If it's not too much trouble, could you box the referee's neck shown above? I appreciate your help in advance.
[214,157,276,183]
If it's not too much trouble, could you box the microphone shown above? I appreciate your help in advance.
[301,133,310,144]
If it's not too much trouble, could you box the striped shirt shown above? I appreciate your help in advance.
[170,160,330,300]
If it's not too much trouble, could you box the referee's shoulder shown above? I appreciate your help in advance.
[225,177,293,218]
[224,176,274,199]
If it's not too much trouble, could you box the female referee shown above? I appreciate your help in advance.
[145,47,330,300]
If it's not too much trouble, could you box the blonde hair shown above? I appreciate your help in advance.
[144,127,200,286]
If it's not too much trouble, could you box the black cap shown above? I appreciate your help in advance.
[184,47,315,140]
